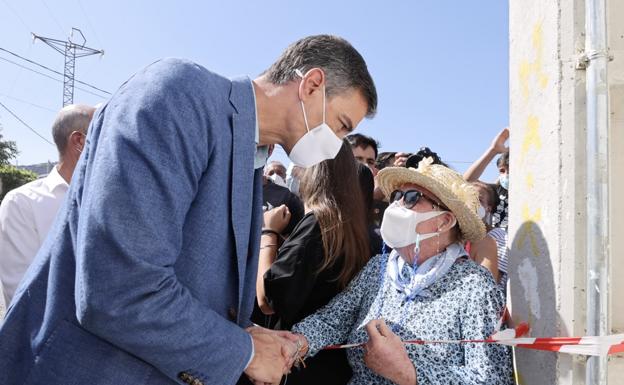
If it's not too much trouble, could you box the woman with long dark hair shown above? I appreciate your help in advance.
[255,140,370,384]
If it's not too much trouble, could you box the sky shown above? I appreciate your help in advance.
[0,0,508,181]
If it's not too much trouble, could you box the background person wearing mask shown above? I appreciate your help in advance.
[0,104,95,304]
[262,147,304,236]
[264,159,288,186]
[255,141,370,384]
[469,181,509,293]
[0,35,377,385]
[285,163,305,197]
[464,127,510,229]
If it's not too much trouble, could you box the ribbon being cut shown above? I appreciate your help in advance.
[324,322,624,357]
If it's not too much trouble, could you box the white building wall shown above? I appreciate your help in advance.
[509,0,623,383]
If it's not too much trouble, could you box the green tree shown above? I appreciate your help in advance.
[0,165,37,201]
[0,131,18,166]
[0,130,37,201]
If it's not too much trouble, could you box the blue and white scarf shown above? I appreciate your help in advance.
[386,242,467,300]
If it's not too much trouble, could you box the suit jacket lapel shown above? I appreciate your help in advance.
[229,77,256,309]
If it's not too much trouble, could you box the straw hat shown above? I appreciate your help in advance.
[376,157,486,242]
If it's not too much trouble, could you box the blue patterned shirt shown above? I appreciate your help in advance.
[292,252,514,385]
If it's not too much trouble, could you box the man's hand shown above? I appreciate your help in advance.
[490,127,510,154]
[363,319,417,385]
[244,327,300,384]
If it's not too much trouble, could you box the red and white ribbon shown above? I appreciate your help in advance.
[324,323,624,357]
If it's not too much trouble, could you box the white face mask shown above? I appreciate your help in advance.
[269,174,287,187]
[499,174,509,190]
[286,175,300,195]
[287,69,344,168]
[478,204,492,226]
[380,201,449,249]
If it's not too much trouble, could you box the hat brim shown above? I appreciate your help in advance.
[377,167,486,242]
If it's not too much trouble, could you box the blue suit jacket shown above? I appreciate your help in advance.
[0,58,263,385]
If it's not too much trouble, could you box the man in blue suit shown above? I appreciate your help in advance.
[0,35,377,385]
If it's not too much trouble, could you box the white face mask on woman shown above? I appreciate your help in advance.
[380,201,448,249]
[478,204,492,226]
[287,69,344,168]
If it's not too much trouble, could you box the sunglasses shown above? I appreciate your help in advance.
[390,189,448,210]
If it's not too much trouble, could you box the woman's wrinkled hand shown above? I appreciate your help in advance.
[363,319,418,385]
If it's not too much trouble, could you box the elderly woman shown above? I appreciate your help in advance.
[289,159,513,385]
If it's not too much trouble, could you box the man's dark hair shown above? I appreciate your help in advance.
[497,151,510,169]
[405,147,449,169]
[264,35,377,117]
[346,133,379,158]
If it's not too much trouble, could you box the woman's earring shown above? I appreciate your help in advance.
[436,233,440,254]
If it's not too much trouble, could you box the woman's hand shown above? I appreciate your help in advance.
[263,205,291,234]
[363,319,417,385]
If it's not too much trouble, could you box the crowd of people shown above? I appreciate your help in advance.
[0,35,513,385]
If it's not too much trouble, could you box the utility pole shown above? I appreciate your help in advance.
[32,27,103,106]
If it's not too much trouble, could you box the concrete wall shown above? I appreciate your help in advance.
[509,0,571,383]
[509,0,623,383]
[607,0,624,381]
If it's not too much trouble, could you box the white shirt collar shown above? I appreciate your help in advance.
[43,165,69,192]
[251,82,269,169]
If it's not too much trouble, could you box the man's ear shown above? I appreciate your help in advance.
[69,131,85,150]
[298,68,325,101]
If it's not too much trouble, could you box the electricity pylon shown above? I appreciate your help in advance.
[33,27,104,106]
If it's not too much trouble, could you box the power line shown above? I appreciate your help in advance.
[39,0,66,36]
[0,55,62,83]
[0,100,54,146]
[76,0,104,49]
[0,47,111,95]
[0,93,57,113]
[0,55,107,99]
[1,0,32,32]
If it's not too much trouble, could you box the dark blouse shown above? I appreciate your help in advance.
[492,185,508,230]
[264,212,352,385]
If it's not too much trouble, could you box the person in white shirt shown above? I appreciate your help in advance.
[0,179,4,320]
[0,104,95,304]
